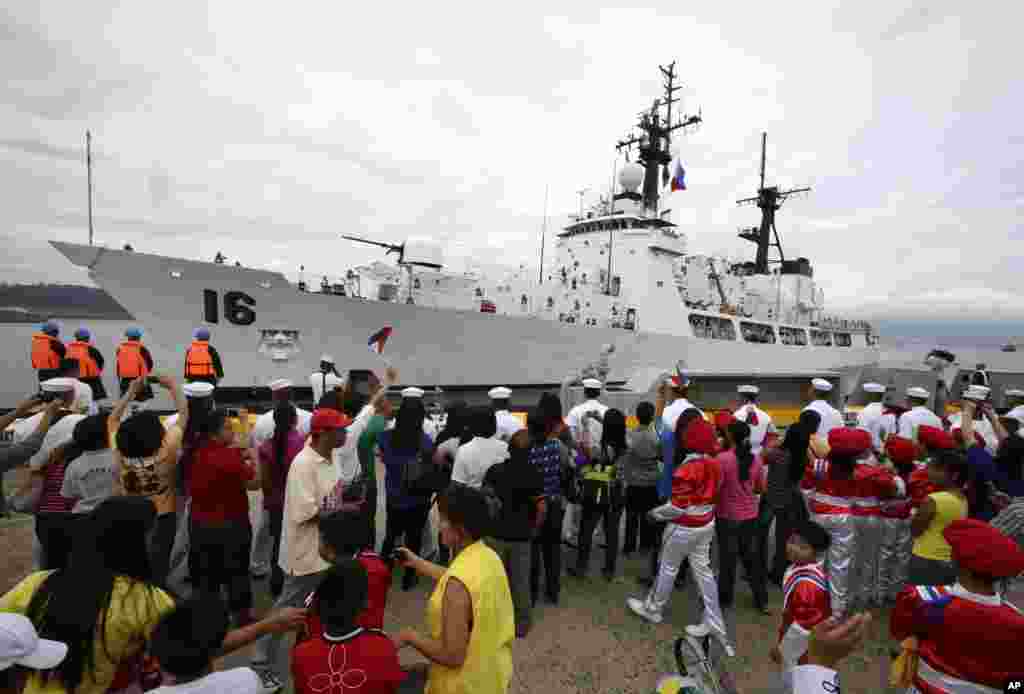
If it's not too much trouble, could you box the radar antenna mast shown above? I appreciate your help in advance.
[736,132,811,274]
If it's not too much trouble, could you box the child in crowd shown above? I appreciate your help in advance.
[771,520,832,694]
[291,560,406,694]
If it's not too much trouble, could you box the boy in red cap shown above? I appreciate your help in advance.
[876,436,918,604]
[891,518,1024,693]
[627,418,735,657]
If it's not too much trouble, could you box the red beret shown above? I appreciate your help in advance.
[885,435,918,465]
[683,418,720,456]
[944,519,1024,579]
[827,427,872,457]
[918,425,954,451]
[713,410,735,432]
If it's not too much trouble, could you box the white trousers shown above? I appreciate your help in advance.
[852,514,881,609]
[812,513,855,617]
[877,517,912,603]
[645,522,729,646]
[250,502,272,574]
[563,502,582,546]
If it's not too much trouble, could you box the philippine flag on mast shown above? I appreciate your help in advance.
[367,326,392,355]
[670,158,686,191]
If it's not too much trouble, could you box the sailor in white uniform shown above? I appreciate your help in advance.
[397,387,435,441]
[733,384,775,454]
[489,386,524,441]
[947,385,999,452]
[250,379,312,448]
[897,386,943,442]
[855,383,893,453]
[310,355,341,405]
[661,373,702,433]
[802,378,843,437]
[1003,388,1024,437]
[563,378,609,547]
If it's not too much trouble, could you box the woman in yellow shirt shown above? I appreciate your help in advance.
[393,484,515,694]
[909,450,969,585]
[0,497,175,694]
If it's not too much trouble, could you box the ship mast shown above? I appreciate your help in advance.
[736,132,811,274]
[615,61,702,214]
[86,130,94,246]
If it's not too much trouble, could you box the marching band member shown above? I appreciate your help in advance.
[877,436,917,604]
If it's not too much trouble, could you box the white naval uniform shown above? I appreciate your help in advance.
[564,399,609,546]
[661,398,700,434]
[946,412,998,453]
[494,409,524,442]
[856,402,896,452]
[802,400,844,437]
[71,380,97,415]
[309,371,335,405]
[897,406,943,442]
[732,404,775,454]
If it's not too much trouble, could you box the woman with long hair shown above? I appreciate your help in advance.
[0,497,175,694]
[528,392,571,605]
[908,448,969,585]
[257,401,304,597]
[570,408,627,581]
[379,397,434,590]
[714,417,769,613]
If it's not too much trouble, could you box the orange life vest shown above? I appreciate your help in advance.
[117,340,149,378]
[185,340,215,378]
[31,333,62,370]
[67,341,101,378]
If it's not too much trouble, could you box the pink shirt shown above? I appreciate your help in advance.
[715,450,763,521]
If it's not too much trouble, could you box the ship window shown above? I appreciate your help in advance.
[740,321,777,344]
[169,270,183,279]
[835,332,852,347]
[779,326,808,346]
[546,297,554,308]
[656,281,664,288]
[259,280,272,290]
[810,329,833,347]
[689,314,737,341]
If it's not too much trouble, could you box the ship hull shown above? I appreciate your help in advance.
[50,242,881,392]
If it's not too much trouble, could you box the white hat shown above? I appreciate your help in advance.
[906,386,930,399]
[268,379,292,392]
[963,385,991,402]
[0,613,68,672]
[320,354,334,364]
[402,387,424,399]
[582,378,602,390]
[488,386,512,400]
[1006,388,1024,398]
[737,385,759,395]
[862,383,886,394]
[40,378,75,394]
[811,378,833,392]
[183,382,215,399]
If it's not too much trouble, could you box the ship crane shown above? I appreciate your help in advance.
[706,258,735,315]
[736,132,811,275]
[343,235,443,305]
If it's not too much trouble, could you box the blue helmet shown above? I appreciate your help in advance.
[125,327,143,339]
[41,320,60,336]
[74,328,91,341]
[194,327,211,341]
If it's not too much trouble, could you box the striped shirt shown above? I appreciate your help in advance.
[38,459,74,513]
[530,440,564,497]
[992,499,1024,549]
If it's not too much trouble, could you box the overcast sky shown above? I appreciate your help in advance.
[2,0,1021,325]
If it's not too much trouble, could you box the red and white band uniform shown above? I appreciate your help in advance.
[778,560,831,693]
[851,455,885,609]
[877,488,914,604]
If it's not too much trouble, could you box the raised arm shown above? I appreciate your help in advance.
[0,396,44,433]
[110,377,145,423]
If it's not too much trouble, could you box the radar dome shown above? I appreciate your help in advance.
[618,162,644,192]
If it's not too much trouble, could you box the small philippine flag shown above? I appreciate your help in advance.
[367,326,392,355]
[670,158,686,192]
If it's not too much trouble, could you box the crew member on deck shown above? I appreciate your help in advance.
[31,320,65,383]
[733,384,776,454]
[855,382,892,453]
[184,327,224,385]
[489,387,524,441]
[897,387,943,442]
[116,327,154,396]
[802,378,843,437]
[310,355,341,404]
[66,328,107,401]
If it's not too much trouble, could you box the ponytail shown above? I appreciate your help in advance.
[272,402,297,472]
[728,419,754,482]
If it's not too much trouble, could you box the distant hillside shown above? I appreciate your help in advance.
[0,284,133,321]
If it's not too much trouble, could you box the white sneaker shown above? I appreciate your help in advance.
[255,670,283,693]
[626,597,663,624]
[685,623,736,657]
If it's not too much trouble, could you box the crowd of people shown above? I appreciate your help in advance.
[4,337,1024,693]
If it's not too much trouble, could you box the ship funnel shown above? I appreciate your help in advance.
[619,162,644,193]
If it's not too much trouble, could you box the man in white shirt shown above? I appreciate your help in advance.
[897,386,943,442]
[661,373,701,434]
[947,385,999,452]
[1003,387,1024,437]
[489,386,524,441]
[733,384,776,454]
[562,378,610,547]
[309,355,342,405]
[54,359,95,415]
[802,378,843,437]
[855,382,893,452]
[452,406,510,489]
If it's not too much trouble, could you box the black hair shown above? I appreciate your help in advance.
[437,483,491,541]
[318,511,368,557]
[316,560,369,633]
[673,408,704,466]
[26,497,161,692]
[600,408,628,462]
[469,406,497,439]
[728,419,754,482]
[72,414,110,452]
[536,392,563,439]
[436,401,471,447]
[317,390,344,411]
[583,387,601,400]
[115,411,166,459]
[200,409,230,439]
[150,597,229,681]
[782,410,821,484]
[931,449,969,488]
[272,401,298,474]
[995,435,1024,483]
[636,401,655,427]
[793,520,831,553]
[178,399,218,494]
[391,398,426,454]
[58,358,80,375]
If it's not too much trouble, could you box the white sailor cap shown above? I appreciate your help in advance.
[320,354,334,364]
[268,379,292,392]
[862,383,886,394]
[488,387,511,400]
[811,378,833,392]
[582,378,603,390]
[183,382,215,399]
[40,378,75,394]
[1006,388,1024,398]
[402,387,424,399]
[906,386,930,399]
[737,385,759,395]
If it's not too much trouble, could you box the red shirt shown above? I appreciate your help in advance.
[188,442,253,524]
[291,628,405,694]
[302,552,391,639]
[669,456,722,527]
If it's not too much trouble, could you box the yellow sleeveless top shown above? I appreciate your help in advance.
[913,491,968,562]
[426,540,515,694]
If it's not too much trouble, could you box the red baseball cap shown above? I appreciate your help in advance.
[310,408,352,434]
